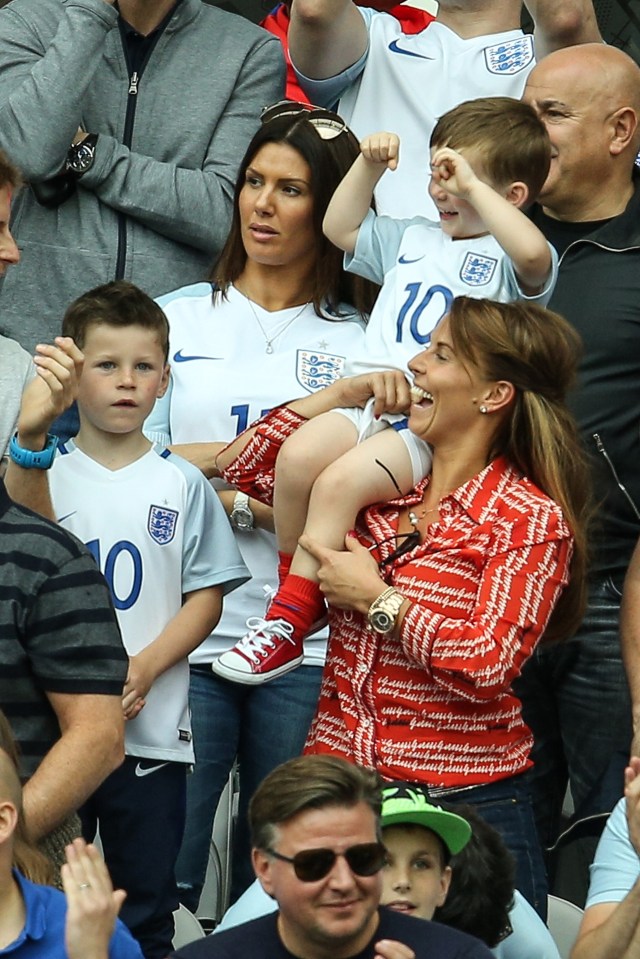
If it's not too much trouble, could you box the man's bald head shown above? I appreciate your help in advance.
[524,43,640,220]
[528,43,640,130]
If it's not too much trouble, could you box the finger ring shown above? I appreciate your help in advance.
[78,882,91,890]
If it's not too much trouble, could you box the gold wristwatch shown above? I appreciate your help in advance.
[367,587,406,635]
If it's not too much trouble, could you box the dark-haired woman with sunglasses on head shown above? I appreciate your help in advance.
[145,102,375,908]
[216,296,592,920]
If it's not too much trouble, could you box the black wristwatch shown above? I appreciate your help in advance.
[65,134,99,177]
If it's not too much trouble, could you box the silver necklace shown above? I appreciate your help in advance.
[244,294,309,354]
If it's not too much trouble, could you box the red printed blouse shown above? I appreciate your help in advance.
[222,406,574,790]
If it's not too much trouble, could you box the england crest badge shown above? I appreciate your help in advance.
[460,252,498,287]
[148,505,178,545]
[484,36,534,75]
[296,350,345,392]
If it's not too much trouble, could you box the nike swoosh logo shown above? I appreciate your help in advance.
[57,511,77,523]
[173,350,223,363]
[134,761,171,778]
[388,40,435,60]
[399,254,425,264]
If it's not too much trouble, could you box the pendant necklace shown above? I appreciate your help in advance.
[373,457,443,530]
[408,503,441,528]
[244,294,309,354]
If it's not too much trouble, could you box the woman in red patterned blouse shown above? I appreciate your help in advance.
[216,296,590,918]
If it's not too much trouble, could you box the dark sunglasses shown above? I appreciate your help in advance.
[267,841,387,882]
[260,99,348,140]
[368,458,421,567]
[371,529,420,568]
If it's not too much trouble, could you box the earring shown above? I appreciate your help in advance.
[479,405,488,414]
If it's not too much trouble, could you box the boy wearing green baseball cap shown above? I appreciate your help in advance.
[380,782,471,922]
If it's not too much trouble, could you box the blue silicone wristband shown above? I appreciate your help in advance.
[9,432,58,470]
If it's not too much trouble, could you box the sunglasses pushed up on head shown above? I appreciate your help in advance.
[260,99,348,141]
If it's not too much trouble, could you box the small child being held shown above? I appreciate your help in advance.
[47,280,249,957]
[212,96,557,686]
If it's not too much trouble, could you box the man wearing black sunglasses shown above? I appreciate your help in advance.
[171,755,492,959]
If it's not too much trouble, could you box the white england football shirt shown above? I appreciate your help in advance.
[296,12,536,217]
[50,443,248,762]
[344,209,557,374]
[145,283,367,665]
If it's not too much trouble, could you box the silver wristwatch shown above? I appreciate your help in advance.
[367,587,406,635]
[230,491,255,531]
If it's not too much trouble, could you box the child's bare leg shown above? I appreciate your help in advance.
[211,424,426,685]
[291,426,416,582]
[212,411,359,685]
[273,411,358,556]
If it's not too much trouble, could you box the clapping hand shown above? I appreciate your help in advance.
[62,839,126,959]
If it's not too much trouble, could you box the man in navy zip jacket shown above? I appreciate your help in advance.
[513,43,640,859]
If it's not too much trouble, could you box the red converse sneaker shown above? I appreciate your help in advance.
[211,617,304,685]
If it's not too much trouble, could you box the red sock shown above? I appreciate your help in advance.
[277,551,293,588]
[266,574,325,644]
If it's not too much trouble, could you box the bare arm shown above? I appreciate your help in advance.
[151,442,276,528]
[217,489,275,534]
[622,540,640,757]
[122,586,223,719]
[527,0,602,59]
[145,395,276,523]
[571,760,640,959]
[23,692,124,840]
[289,0,367,80]
[431,147,552,293]
[301,533,404,615]
[323,132,398,255]
[572,895,640,959]
[166,442,226,480]
[5,338,84,519]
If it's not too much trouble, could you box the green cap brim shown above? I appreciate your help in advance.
[381,794,472,856]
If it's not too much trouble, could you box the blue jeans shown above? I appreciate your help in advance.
[176,664,323,911]
[514,577,632,849]
[444,771,548,920]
